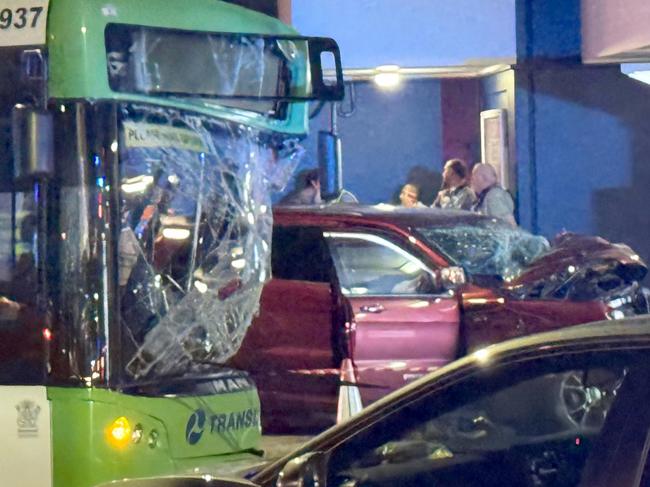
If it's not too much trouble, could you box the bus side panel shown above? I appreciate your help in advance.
[0,386,52,487]
[49,387,175,487]
[49,386,261,487]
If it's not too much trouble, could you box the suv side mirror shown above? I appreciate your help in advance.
[276,451,329,487]
[12,104,54,180]
[440,266,466,289]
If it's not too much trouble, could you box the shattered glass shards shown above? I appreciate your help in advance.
[117,103,304,380]
[417,223,550,282]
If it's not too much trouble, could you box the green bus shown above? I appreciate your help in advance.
[0,1,342,486]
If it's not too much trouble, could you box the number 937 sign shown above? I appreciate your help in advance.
[0,0,49,46]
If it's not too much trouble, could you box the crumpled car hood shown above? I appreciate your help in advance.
[509,233,647,301]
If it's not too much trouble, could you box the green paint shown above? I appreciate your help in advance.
[47,0,309,134]
[35,4,309,485]
[49,386,261,487]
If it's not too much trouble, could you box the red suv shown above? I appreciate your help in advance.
[230,205,647,433]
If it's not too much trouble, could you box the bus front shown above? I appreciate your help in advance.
[0,1,342,486]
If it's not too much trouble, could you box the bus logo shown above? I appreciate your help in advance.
[185,409,206,445]
[15,400,40,437]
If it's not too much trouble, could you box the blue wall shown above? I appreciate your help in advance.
[513,0,650,265]
[292,0,516,69]
[517,66,650,263]
[299,80,443,205]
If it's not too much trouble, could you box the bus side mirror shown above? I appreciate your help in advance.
[318,130,342,200]
[12,104,54,181]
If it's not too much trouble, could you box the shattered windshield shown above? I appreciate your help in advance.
[417,222,550,281]
[117,103,302,381]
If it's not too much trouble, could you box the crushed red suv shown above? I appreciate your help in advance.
[229,205,648,433]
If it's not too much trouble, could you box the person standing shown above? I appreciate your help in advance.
[471,163,516,226]
[278,168,322,205]
[432,158,475,210]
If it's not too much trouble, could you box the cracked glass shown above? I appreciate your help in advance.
[117,102,304,380]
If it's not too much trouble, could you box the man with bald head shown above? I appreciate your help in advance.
[471,163,516,226]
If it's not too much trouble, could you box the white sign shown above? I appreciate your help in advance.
[122,121,209,153]
[480,108,509,188]
[0,0,49,47]
[0,386,52,487]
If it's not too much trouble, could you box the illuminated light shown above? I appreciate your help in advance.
[374,203,396,211]
[59,105,66,113]
[467,298,489,305]
[373,65,401,89]
[408,236,417,244]
[131,424,144,444]
[231,258,246,270]
[231,246,244,257]
[194,280,208,294]
[42,328,52,341]
[496,297,505,304]
[167,174,180,185]
[61,232,66,240]
[409,301,430,309]
[631,254,640,261]
[575,437,581,446]
[81,26,87,34]
[247,212,255,225]
[106,417,131,449]
[401,261,422,275]
[93,293,99,300]
[350,287,368,295]
[568,265,576,274]
[609,309,625,320]
[110,140,118,153]
[147,429,159,449]
[260,204,268,213]
[388,361,407,371]
[627,71,650,84]
[162,227,191,240]
[473,348,491,364]
[121,175,154,194]
[91,372,100,380]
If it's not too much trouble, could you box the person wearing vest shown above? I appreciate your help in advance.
[432,158,476,210]
[471,163,517,227]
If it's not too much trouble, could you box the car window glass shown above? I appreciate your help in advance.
[327,354,647,487]
[325,231,438,296]
[272,226,331,282]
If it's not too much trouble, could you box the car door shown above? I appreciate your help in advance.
[325,230,460,403]
[229,225,342,433]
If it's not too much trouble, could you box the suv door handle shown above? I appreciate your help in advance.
[359,304,385,313]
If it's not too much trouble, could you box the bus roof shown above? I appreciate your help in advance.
[47,0,309,134]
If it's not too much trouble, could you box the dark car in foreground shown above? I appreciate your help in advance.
[229,205,648,433]
[248,316,650,487]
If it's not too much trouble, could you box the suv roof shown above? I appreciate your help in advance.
[272,204,501,229]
